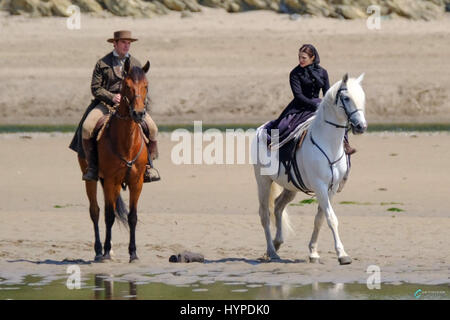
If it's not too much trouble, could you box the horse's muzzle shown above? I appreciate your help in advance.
[351,121,368,134]
[131,110,146,123]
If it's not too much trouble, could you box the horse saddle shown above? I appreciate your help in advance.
[94,113,149,144]
[94,114,110,142]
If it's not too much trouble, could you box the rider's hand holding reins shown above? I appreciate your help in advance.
[113,93,121,104]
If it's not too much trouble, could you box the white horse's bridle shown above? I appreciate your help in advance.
[324,86,364,131]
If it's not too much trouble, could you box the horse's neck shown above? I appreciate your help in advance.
[117,100,129,118]
[310,102,345,157]
[110,112,139,156]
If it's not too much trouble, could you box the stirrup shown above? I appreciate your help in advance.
[144,165,161,183]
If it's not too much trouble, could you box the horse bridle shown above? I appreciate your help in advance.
[115,94,147,120]
[324,86,363,130]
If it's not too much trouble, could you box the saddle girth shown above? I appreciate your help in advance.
[279,131,314,195]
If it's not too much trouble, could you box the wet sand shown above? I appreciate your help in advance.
[0,132,448,286]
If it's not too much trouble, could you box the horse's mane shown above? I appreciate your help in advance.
[128,66,147,83]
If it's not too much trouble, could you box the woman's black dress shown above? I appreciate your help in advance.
[267,57,330,142]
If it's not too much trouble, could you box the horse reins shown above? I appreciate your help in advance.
[118,136,145,190]
[309,133,345,191]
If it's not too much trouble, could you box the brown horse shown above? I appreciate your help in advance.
[78,59,150,263]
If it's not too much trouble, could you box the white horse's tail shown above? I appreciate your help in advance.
[268,183,294,238]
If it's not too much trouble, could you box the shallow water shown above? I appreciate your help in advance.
[0,274,448,300]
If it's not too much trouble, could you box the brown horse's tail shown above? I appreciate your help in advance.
[100,178,129,228]
[115,194,129,228]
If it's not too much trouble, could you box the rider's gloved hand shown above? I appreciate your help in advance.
[312,98,322,109]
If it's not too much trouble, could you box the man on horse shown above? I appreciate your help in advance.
[69,30,160,183]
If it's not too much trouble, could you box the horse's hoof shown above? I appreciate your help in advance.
[129,255,139,264]
[270,257,281,262]
[258,253,279,262]
[309,257,320,264]
[268,253,281,261]
[273,240,283,251]
[94,255,103,262]
[101,254,112,262]
[338,256,352,265]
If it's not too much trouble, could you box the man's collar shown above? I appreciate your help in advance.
[112,50,130,59]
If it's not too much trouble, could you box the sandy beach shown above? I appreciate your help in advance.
[0,132,448,287]
[0,9,449,295]
[0,9,449,125]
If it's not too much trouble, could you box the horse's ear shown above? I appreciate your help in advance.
[124,57,131,76]
[342,73,349,84]
[142,61,150,74]
[356,72,365,84]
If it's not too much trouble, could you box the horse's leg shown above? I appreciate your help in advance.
[256,175,279,260]
[86,181,103,261]
[79,156,102,261]
[128,182,143,263]
[103,182,121,260]
[273,189,296,251]
[314,185,351,265]
[308,206,325,263]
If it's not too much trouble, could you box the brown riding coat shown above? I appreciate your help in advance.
[91,52,148,107]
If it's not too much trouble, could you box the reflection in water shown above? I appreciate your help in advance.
[312,282,346,299]
[0,274,447,300]
[255,282,347,300]
[255,284,294,300]
[129,281,137,299]
[93,274,137,300]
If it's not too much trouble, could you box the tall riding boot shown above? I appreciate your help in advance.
[82,138,98,181]
[343,133,356,155]
[144,140,161,183]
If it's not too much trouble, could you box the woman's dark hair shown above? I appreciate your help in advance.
[299,44,320,65]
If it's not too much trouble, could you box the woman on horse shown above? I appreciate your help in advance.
[271,44,355,154]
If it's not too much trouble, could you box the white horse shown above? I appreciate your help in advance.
[252,73,367,265]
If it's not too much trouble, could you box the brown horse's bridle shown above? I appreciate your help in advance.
[114,94,146,121]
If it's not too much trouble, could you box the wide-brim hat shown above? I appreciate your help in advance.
[107,30,138,43]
